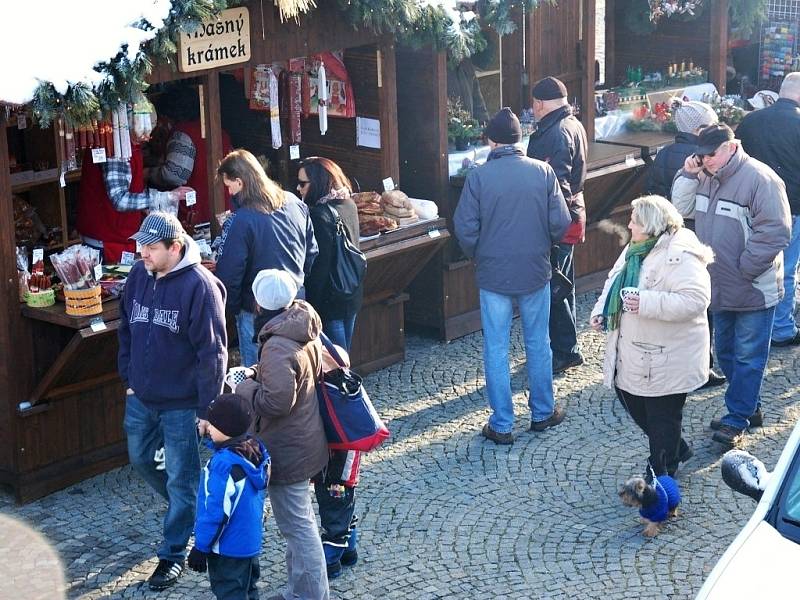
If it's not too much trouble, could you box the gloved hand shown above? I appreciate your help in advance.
[187,547,207,573]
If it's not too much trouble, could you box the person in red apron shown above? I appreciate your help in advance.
[77,128,192,263]
[150,88,233,229]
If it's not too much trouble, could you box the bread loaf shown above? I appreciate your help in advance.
[383,204,417,219]
[359,214,398,236]
[381,189,412,210]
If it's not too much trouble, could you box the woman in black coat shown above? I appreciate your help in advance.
[297,156,363,352]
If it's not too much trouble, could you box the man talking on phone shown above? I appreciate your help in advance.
[672,124,790,447]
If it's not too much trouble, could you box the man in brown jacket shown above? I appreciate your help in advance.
[237,269,330,600]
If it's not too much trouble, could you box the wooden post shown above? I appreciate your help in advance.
[710,0,729,95]
[203,73,225,236]
[378,38,400,186]
[0,121,34,475]
[582,0,596,141]
[605,0,616,86]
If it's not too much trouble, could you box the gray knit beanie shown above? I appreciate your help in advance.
[671,98,718,134]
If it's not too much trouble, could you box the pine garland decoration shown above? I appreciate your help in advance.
[20,0,558,128]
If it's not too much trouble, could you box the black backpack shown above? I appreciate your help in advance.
[327,204,367,299]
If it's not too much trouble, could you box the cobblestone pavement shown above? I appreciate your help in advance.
[2,290,800,600]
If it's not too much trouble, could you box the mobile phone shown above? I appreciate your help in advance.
[692,154,703,167]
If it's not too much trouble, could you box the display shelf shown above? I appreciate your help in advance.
[22,298,120,329]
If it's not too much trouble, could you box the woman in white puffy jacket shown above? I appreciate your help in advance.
[590,195,713,479]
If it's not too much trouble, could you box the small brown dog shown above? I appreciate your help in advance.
[619,475,681,537]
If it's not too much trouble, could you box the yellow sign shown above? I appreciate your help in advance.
[178,7,251,73]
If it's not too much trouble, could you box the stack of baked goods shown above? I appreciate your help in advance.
[381,190,419,226]
[354,191,398,236]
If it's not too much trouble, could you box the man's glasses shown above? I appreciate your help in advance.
[698,150,717,160]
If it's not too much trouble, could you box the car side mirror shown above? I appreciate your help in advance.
[721,449,771,502]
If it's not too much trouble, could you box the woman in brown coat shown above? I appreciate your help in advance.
[237,269,330,600]
[590,195,712,480]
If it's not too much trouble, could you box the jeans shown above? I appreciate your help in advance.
[713,307,775,430]
[208,554,260,599]
[549,243,579,359]
[123,393,200,563]
[773,215,800,342]
[236,311,259,368]
[323,312,358,353]
[269,481,330,600]
[313,480,357,564]
[616,388,689,477]
[479,286,555,434]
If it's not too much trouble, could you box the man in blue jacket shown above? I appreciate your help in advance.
[455,108,571,445]
[118,212,227,590]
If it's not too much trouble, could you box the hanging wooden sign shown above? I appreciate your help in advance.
[178,7,251,73]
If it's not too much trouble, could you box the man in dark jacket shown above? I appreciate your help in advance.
[648,98,718,201]
[648,98,726,389]
[118,212,227,590]
[526,77,587,374]
[737,72,800,346]
[455,107,571,445]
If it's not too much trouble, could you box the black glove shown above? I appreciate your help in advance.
[187,547,208,573]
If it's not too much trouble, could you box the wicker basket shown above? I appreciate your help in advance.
[64,286,102,316]
[25,289,56,308]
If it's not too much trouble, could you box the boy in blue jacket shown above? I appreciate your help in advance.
[187,393,270,599]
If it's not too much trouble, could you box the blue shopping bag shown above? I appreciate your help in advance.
[317,332,389,451]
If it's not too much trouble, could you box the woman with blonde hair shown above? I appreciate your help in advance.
[215,149,318,366]
[590,195,712,480]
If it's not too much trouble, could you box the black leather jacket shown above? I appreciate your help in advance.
[647,131,698,200]
[737,98,800,214]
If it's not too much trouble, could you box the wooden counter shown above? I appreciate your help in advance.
[350,218,449,373]
[22,298,120,329]
[596,130,676,160]
[405,143,648,341]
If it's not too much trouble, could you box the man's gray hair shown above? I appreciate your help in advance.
[780,72,800,100]
[631,195,684,237]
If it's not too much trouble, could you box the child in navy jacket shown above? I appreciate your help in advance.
[188,393,270,599]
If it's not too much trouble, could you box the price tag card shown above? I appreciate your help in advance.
[625,153,637,168]
[17,114,27,129]
[94,264,103,281]
[196,239,213,257]
[91,148,107,163]
[289,144,300,160]
[382,177,395,192]
[32,248,44,263]
[185,190,197,206]
[428,229,442,239]
[89,317,107,332]
[120,251,135,265]
[60,169,66,188]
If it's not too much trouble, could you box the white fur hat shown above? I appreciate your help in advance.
[251,269,298,311]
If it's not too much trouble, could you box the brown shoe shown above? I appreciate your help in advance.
[530,406,566,432]
[481,423,514,445]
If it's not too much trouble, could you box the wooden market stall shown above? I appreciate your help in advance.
[596,0,730,157]
[1,1,447,502]
[398,0,654,340]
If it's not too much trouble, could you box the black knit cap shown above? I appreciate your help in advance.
[696,123,735,155]
[532,76,568,101]
[484,107,522,144]
[207,393,253,438]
